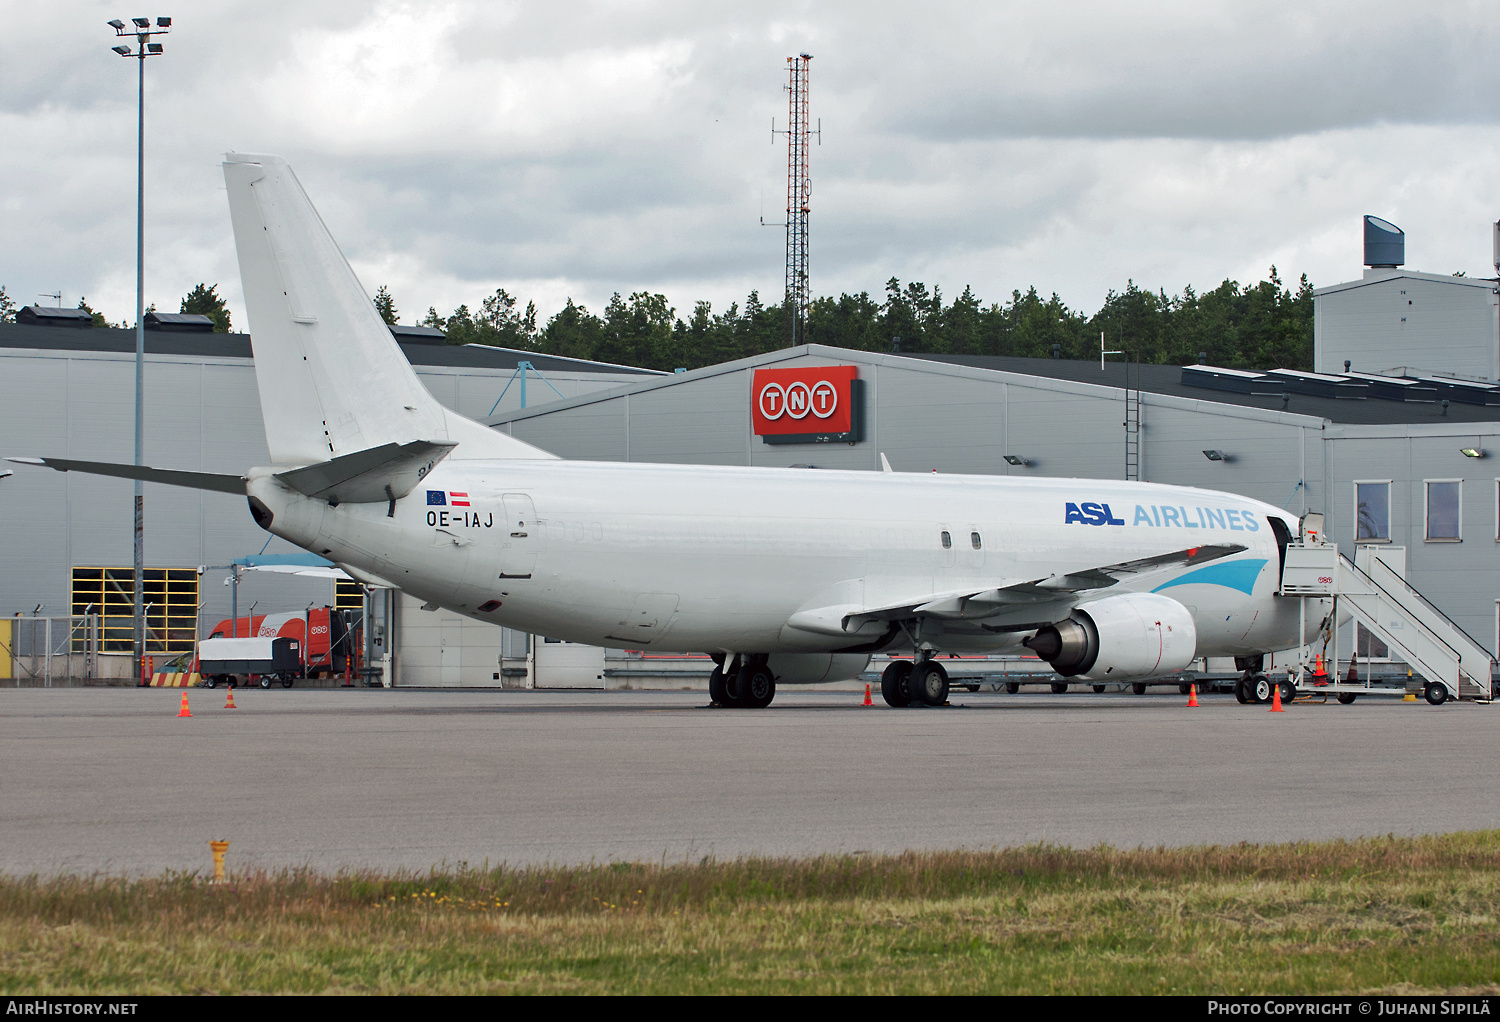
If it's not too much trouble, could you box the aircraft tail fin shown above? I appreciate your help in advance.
[222,153,555,466]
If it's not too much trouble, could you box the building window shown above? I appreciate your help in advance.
[1355,481,1391,543]
[1424,480,1462,541]
[70,566,200,655]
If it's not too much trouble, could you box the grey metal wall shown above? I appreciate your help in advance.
[1315,271,1500,381]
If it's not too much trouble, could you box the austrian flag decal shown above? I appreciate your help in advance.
[426,490,471,507]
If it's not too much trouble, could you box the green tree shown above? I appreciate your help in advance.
[76,297,108,329]
[180,283,232,332]
[374,285,399,325]
[0,285,15,324]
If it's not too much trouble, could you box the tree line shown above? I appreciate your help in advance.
[0,282,233,332]
[395,268,1314,373]
[1,269,1314,373]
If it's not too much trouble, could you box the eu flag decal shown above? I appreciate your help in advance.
[426,490,446,506]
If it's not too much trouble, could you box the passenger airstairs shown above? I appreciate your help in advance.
[1280,531,1494,703]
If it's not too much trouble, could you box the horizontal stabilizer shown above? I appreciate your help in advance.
[5,457,246,494]
[274,440,457,505]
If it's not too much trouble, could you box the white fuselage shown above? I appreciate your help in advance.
[249,459,1304,659]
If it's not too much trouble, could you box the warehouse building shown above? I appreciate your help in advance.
[3,216,1499,687]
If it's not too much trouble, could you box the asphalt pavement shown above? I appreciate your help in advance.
[1,687,1494,875]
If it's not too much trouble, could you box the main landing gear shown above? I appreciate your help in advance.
[879,655,949,708]
[709,655,777,709]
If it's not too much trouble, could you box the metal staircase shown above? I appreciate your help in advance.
[1281,538,1494,701]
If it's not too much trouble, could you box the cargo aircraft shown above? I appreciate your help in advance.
[9,154,1307,707]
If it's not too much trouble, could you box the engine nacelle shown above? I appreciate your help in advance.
[766,652,872,685]
[1025,593,1197,682]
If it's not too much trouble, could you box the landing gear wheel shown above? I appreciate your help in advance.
[740,663,776,709]
[1050,681,1068,694]
[719,665,745,708]
[1424,682,1449,706]
[1337,693,1358,704]
[910,661,950,706]
[1234,678,1249,704]
[1004,681,1020,694]
[1249,675,1271,704]
[1133,682,1148,696]
[709,666,730,706]
[1277,678,1296,706]
[881,661,913,708]
[1092,684,1106,694]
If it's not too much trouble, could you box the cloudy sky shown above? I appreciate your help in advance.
[4,1,1500,331]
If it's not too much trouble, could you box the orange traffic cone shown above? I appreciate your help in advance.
[1269,682,1285,713]
[862,683,873,706]
[1186,684,1199,707]
[224,688,237,710]
[176,691,192,718]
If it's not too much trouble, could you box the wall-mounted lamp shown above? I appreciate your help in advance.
[1203,450,1232,463]
[1003,455,1030,467]
[1460,447,1487,459]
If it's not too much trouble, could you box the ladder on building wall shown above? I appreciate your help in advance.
[1123,359,1141,481]
[1281,540,1494,702]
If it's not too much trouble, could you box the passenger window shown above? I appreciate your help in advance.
[971,532,982,549]
[940,531,952,549]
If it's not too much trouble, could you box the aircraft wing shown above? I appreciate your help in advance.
[785,542,1248,637]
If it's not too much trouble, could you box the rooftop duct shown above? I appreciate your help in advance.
[1364,215,1404,268]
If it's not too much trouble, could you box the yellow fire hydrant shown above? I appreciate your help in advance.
[209,840,230,883]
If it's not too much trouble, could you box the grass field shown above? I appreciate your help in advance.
[3,832,1500,994]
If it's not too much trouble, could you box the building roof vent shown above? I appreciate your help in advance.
[1364,215,1404,268]
[15,306,93,328]
[144,311,215,333]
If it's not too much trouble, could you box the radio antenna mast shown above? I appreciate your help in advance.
[773,54,818,346]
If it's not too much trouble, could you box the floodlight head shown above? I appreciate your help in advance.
[1460,447,1486,459]
[146,42,162,52]
[1203,449,1227,462]
[132,17,150,28]
[112,44,132,55]
[1003,455,1029,467]
[156,16,170,26]
[108,18,125,29]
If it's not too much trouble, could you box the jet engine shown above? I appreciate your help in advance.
[766,652,871,685]
[1024,593,1196,682]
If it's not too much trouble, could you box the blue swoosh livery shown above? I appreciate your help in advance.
[1152,558,1267,596]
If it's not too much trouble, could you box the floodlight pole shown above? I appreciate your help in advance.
[109,17,169,680]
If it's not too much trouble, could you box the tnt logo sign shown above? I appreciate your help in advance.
[1065,502,1126,526]
[752,366,858,437]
